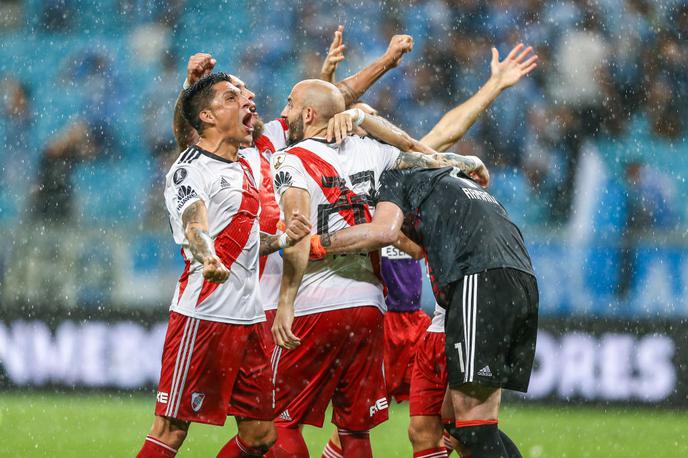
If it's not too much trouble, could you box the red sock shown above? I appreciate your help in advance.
[217,435,266,457]
[337,429,372,458]
[136,435,177,457]
[442,431,455,455]
[322,438,343,458]
[413,447,448,458]
[265,426,309,457]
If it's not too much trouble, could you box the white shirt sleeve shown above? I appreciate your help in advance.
[270,151,310,205]
[262,119,289,151]
[168,164,210,217]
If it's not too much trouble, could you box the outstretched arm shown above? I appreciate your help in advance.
[320,25,346,83]
[421,43,538,151]
[312,202,405,255]
[173,53,216,151]
[336,34,413,107]
[272,189,311,350]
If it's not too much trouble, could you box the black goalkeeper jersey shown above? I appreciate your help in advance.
[378,167,534,292]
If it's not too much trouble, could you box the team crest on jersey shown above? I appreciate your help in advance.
[173,168,187,185]
[176,185,198,211]
[191,392,205,413]
[273,154,285,170]
[274,171,293,193]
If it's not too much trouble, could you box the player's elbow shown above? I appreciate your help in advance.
[374,225,400,247]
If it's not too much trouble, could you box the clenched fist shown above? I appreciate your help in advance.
[384,35,414,67]
[202,255,229,283]
[187,53,216,85]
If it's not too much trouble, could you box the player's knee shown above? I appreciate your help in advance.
[149,416,189,448]
[408,418,440,449]
[240,422,277,451]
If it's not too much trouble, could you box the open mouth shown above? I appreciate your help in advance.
[241,112,254,133]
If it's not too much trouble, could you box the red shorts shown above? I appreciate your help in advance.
[383,310,431,402]
[409,331,447,417]
[267,307,388,431]
[155,312,274,426]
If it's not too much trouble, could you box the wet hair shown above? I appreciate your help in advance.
[182,72,234,133]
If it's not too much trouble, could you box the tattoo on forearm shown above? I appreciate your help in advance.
[432,152,478,173]
[259,232,281,256]
[336,81,359,106]
[321,233,332,247]
[394,152,435,170]
[182,201,214,263]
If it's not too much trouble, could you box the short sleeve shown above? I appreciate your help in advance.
[167,165,209,217]
[375,140,401,172]
[270,151,310,204]
[262,119,289,151]
[377,169,409,213]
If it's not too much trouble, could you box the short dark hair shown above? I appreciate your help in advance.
[182,72,234,133]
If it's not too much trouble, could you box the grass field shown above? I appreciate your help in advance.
[1,393,687,457]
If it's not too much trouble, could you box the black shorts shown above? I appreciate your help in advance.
[444,268,538,393]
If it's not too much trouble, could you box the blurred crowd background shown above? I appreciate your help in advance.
[0,0,686,316]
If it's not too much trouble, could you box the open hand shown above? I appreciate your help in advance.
[320,25,345,83]
[327,109,359,144]
[272,307,301,350]
[490,43,538,90]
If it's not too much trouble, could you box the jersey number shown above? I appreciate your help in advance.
[317,176,370,234]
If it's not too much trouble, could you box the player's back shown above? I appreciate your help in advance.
[271,138,385,316]
[163,144,264,324]
[378,167,534,293]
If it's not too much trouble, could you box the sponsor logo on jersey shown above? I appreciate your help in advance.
[176,185,198,211]
[477,365,493,377]
[274,171,293,194]
[381,245,412,260]
[369,397,389,417]
[220,176,232,189]
[173,168,187,185]
[191,392,205,413]
[156,391,169,404]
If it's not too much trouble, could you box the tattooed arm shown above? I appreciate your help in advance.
[182,200,229,283]
[392,151,489,187]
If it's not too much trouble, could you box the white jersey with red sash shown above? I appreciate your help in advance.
[269,138,385,316]
[163,144,264,324]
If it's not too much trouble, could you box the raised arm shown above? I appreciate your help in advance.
[420,43,538,151]
[336,34,413,107]
[172,53,216,151]
[320,25,346,83]
[272,189,311,350]
[182,201,229,283]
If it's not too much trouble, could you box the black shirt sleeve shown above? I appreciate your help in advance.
[377,169,409,213]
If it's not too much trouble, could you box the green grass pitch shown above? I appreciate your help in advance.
[1,393,686,457]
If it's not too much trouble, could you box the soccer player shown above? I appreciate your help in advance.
[308,165,539,458]
[136,73,311,458]
[318,39,538,458]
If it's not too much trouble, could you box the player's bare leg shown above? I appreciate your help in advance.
[137,415,189,457]
[448,384,522,458]
[408,416,445,453]
[217,417,277,457]
[321,428,343,458]
[267,425,309,457]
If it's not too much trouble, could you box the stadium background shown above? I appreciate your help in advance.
[0,0,687,456]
